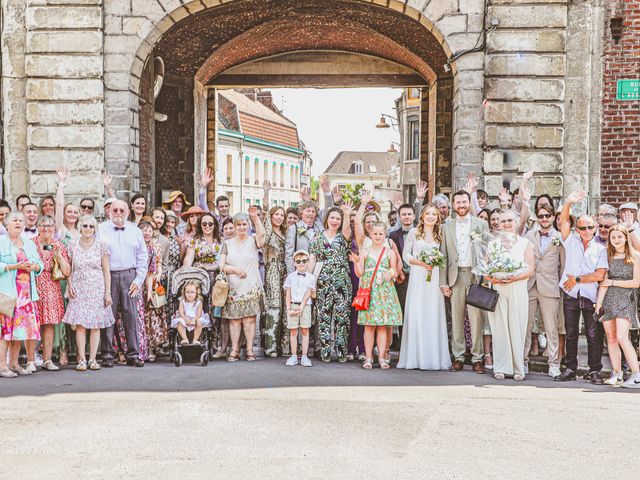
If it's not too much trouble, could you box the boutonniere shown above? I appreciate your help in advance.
[551,236,561,247]
[296,226,307,237]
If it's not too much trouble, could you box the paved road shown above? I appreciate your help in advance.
[2,358,638,479]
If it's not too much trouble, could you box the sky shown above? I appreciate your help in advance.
[269,88,402,176]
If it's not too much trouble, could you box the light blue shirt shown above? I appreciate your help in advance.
[98,220,148,287]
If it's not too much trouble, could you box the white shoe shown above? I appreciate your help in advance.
[43,360,60,371]
[25,361,37,374]
[621,373,640,389]
[548,365,561,378]
[35,353,43,367]
[538,333,547,350]
[604,371,623,386]
[300,355,313,367]
[285,355,298,367]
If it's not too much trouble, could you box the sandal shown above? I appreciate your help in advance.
[148,354,156,362]
[514,374,525,381]
[338,356,348,364]
[484,354,493,370]
[227,350,240,362]
[76,360,88,371]
[379,358,391,370]
[212,349,228,359]
[494,372,505,380]
[88,359,101,370]
[362,358,373,370]
[180,340,188,346]
[43,360,60,371]
[10,365,31,376]
[246,351,256,362]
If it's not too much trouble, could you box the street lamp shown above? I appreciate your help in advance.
[387,142,400,153]
[375,113,399,130]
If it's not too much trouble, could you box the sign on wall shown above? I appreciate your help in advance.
[616,80,640,101]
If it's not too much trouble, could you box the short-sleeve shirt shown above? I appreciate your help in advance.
[283,271,316,304]
[560,232,608,302]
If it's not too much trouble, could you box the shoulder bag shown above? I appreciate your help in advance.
[151,281,167,309]
[466,281,499,312]
[352,247,386,312]
[211,271,229,307]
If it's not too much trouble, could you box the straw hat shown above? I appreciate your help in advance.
[180,205,206,221]
[161,190,191,210]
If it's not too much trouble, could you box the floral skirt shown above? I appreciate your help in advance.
[221,285,264,320]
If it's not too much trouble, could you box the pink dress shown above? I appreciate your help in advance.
[0,250,40,341]
[34,238,68,326]
[62,239,115,329]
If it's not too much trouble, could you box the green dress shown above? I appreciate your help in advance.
[357,249,403,327]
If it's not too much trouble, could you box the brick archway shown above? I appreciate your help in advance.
[103,0,486,199]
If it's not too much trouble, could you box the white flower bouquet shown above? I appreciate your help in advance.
[480,241,527,279]
[417,247,446,282]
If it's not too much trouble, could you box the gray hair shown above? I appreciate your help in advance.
[433,194,450,207]
[37,214,55,227]
[79,214,97,229]
[4,211,25,227]
[597,203,617,216]
[232,212,250,225]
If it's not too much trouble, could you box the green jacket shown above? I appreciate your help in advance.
[0,235,43,301]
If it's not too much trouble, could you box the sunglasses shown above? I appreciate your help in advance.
[80,204,94,211]
[295,259,309,264]
[598,224,612,230]
[576,225,595,231]
[81,224,95,229]
[201,222,215,227]
[537,214,552,219]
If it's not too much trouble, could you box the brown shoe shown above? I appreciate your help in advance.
[451,360,464,371]
[473,362,485,374]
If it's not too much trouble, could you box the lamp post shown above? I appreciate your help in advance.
[387,141,400,153]
[375,113,399,130]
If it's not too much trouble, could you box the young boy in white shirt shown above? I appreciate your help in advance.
[283,250,315,367]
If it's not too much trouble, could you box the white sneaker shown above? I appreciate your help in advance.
[300,355,313,367]
[285,355,298,367]
[538,333,547,350]
[35,353,43,367]
[548,365,561,378]
[43,360,60,371]
[25,361,37,374]
[621,373,640,389]
[604,371,624,386]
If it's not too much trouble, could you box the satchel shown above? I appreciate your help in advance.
[51,256,66,281]
[352,247,386,311]
[151,281,167,309]
[466,283,499,312]
[0,292,16,318]
[211,272,229,307]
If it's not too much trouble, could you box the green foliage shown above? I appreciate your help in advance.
[310,177,320,201]
[341,183,364,205]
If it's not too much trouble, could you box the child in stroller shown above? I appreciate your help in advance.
[171,280,211,346]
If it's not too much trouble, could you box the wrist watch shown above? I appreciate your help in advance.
[575,276,581,283]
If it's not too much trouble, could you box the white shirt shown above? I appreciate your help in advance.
[538,228,558,255]
[560,232,608,303]
[455,215,472,267]
[283,270,316,305]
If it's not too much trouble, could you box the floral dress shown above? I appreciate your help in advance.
[144,238,167,354]
[62,239,115,329]
[221,237,264,320]
[163,234,181,319]
[263,218,287,356]
[33,238,68,326]
[309,232,352,360]
[0,250,40,341]
[357,248,403,327]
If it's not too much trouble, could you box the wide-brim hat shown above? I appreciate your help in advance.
[180,206,206,221]
[365,200,381,213]
[619,202,638,212]
[162,190,191,210]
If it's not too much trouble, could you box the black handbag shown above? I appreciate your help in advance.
[466,283,499,312]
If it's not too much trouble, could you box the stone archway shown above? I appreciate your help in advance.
[101,0,485,202]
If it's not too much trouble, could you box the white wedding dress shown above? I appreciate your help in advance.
[397,229,452,370]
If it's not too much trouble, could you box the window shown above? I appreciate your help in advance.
[226,154,233,184]
[409,120,420,160]
[272,163,277,185]
[280,164,285,188]
[254,158,260,185]
[244,156,250,184]
[353,161,363,174]
[290,166,294,188]
[408,88,420,99]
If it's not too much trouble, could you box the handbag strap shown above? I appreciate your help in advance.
[368,247,386,289]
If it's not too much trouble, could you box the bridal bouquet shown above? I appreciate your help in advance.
[479,240,527,279]
[417,247,446,282]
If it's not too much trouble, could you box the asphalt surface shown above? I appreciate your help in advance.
[2,358,638,479]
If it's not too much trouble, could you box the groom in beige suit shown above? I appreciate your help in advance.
[524,203,564,378]
[439,190,489,373]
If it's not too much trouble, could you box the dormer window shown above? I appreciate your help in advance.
[352,161,363,174]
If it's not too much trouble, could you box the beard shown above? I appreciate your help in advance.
[455,206,469,217]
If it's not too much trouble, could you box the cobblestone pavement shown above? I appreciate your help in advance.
[2,359,637,479]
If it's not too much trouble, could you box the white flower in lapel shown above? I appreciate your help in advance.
[551,235,562,247]
[296,226,308,237]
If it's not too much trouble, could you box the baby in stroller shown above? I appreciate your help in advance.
[171,280,211,345]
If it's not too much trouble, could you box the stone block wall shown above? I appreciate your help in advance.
[600,0,640,206]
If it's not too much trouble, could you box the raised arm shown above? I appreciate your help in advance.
[517,183,532,236]
[413,180,428,218]
[197,167,213,212]
[262,180,271,210]
[340,201,353,240]
[621,210,640,251]
[249,205,266,249]
[55,168,68,236]
[559,190,586,241]
[102,171,117,199]
[354,189,373,249]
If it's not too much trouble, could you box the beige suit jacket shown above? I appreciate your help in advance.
[439,215,489,287]
[525,229,565,298]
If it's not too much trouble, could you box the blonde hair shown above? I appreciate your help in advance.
[416,203,442,243]
[181,280,202,302]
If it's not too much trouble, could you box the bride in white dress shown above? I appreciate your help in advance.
[397,204,451,370]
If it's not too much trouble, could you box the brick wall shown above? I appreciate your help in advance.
[600,1,640,205]
[154,75,195,204]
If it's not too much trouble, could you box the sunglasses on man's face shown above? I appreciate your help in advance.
[201,222,215,227]
[80,204,94,211]
[500,219,515,224]
[598,224,612,230]
[295,259,309,264]
[577,225,595,231]
[537,214,552,220]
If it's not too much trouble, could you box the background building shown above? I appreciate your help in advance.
[215,89,309,212]
[395,88,422,202]
[323,151,401,217]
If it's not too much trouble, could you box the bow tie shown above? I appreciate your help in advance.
[114,226,125,231]
[24,228,36,233]
[297,272,306,277]
[540,232,550,237]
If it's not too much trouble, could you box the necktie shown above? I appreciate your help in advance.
[114,226,125,231]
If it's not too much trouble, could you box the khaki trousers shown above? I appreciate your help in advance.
[525,285,561,368]
[450,268,483,363]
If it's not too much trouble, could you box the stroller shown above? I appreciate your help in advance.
[169,267,214,367]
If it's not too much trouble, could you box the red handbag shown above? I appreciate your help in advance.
[352,247,386,311]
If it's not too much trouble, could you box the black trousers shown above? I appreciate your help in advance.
[562,293,604,372]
